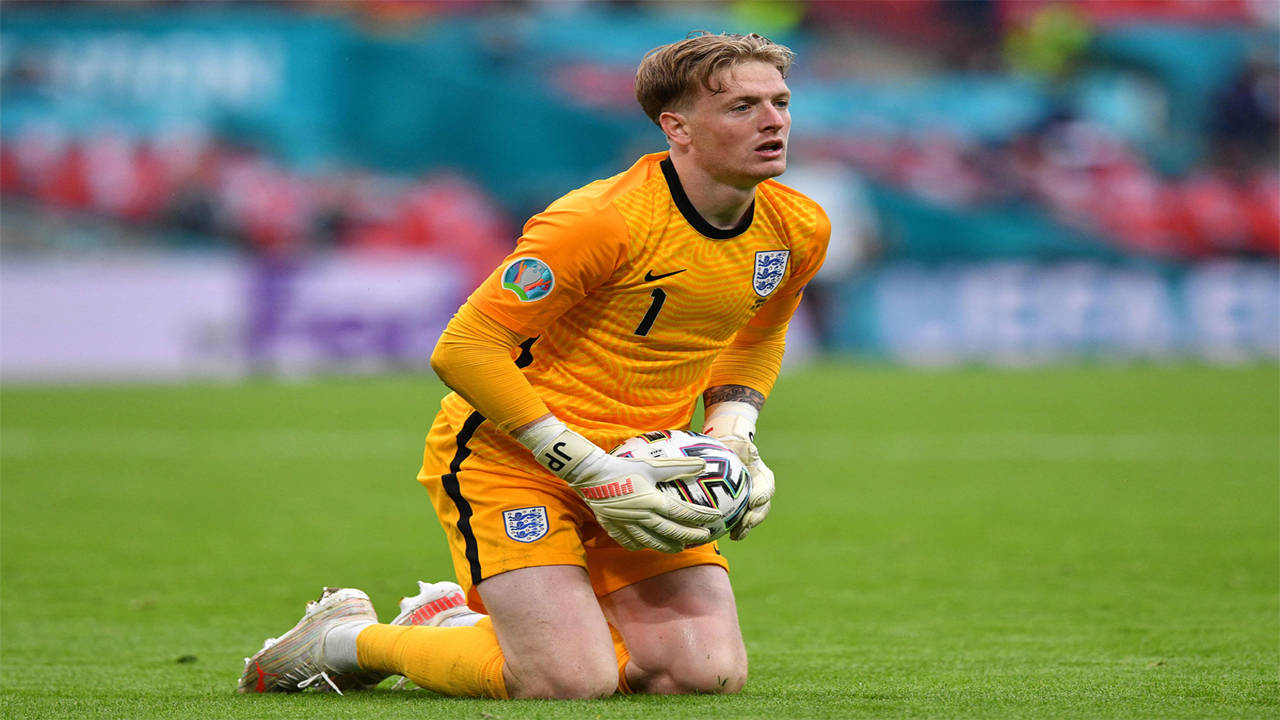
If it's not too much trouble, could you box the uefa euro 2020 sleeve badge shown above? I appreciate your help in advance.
[501,258,555,302]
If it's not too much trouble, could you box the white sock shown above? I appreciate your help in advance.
[437,611,485,628]
[323,620,375,673]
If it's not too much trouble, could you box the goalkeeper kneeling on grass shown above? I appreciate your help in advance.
[238,30,827,700]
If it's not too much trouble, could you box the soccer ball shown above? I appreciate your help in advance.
[610,430,752,543]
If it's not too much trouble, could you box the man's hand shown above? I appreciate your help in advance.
[517,418,718,553]
[702,401,775,540]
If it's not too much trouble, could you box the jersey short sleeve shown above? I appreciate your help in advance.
[746,201,831,331]
[468,201,630,338]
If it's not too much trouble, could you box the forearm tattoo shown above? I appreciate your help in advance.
[702,384,765,411]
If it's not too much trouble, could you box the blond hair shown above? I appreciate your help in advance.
[635,32,795,125]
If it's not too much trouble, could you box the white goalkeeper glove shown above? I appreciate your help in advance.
[702,401,775,541]
[515,417,719,553]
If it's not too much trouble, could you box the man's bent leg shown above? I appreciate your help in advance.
[357,618,507,697]
[356,566,616,699]
[478,564,619,699]
[601,564,748,695]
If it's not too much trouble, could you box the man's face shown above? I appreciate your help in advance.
[680,60,791,188]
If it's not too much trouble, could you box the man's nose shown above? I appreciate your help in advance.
[760,104,786,130]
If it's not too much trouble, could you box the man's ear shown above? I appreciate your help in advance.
[659,110,693,148]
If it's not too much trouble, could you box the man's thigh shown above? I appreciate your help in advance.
[477,565,618,699]
[418,414,597,610]
[600,564,748,694]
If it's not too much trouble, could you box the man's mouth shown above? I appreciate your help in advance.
[755,140,785,157]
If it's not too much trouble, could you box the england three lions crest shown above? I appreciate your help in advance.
[753,250,790,297]
[503,506,549,543]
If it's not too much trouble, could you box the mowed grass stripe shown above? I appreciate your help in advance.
[1,428,416,459]
[770,430,1276,462]
[6,427,1272,463]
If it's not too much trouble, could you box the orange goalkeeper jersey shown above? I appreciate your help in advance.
[437,151,829,472]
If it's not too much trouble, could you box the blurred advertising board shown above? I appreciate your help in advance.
[2,254,1275,385]
[0,252,467,383]
[0,8,351,162]
[839,260,1279,364]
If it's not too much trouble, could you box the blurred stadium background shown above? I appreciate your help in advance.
[0,0,1277,383]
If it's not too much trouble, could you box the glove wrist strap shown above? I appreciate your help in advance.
[515,418,601,483]
[703,401,759,438]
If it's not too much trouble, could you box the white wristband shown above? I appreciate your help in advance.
[512,416,567,452]
[704,401,759,428]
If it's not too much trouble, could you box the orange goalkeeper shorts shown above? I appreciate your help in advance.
[417,409,728,613]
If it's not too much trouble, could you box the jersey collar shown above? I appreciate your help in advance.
[660,156,755,240]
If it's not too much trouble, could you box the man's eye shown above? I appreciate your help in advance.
[775,100,789,109]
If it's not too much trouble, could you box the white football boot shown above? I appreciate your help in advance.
[386,580,484,689]
[237,587,377,695]
[390,580,476,627]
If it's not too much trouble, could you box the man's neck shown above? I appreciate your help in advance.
[668,153,757,230]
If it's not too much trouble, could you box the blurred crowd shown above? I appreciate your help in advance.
[806,0,1278,259]
[0,125,512,276]
[823,108,1279,260]
[1,0,1276,265]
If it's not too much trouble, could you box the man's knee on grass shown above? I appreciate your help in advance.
[506,657,618,700]
[630,647,748,695]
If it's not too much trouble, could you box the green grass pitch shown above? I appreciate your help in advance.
[2,364,1276,719]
